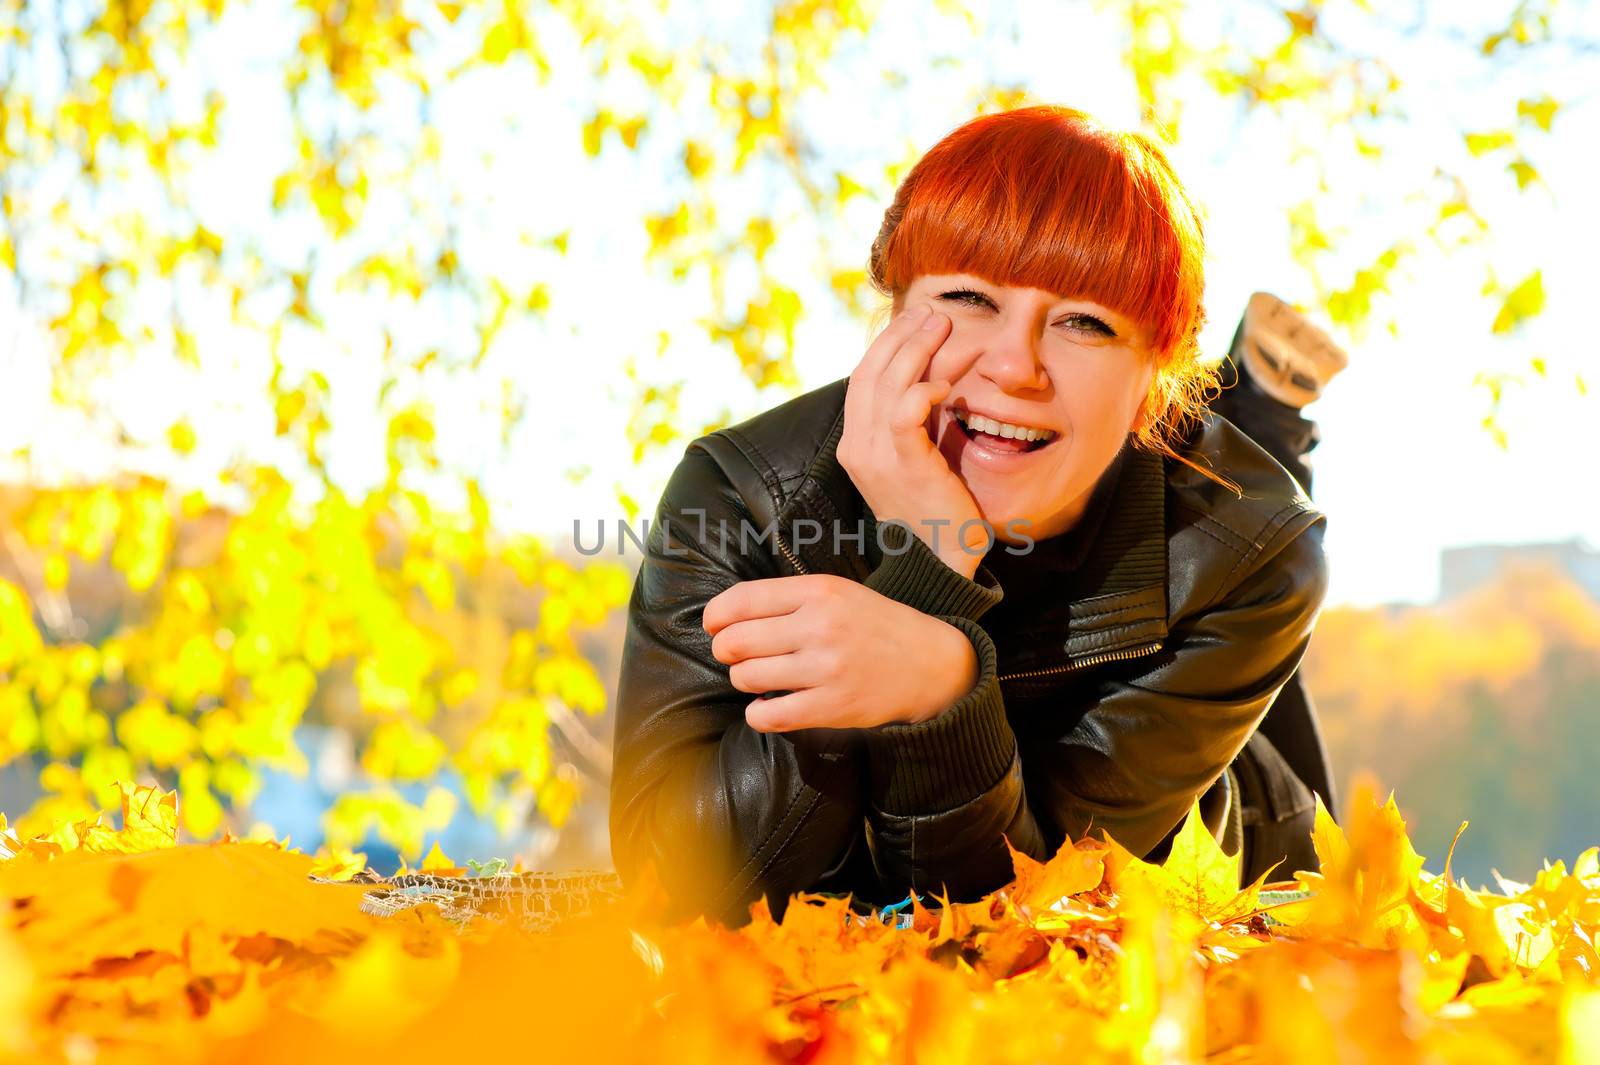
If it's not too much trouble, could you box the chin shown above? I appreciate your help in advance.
[958,491,1028,540]
[988,516,1039,548]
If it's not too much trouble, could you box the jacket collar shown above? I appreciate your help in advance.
[780,388,1170,665]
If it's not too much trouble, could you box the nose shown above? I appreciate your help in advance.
[973,319,1050,394]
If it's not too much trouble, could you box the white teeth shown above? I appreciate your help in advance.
[953,410,1057,443]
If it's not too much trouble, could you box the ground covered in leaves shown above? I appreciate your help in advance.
[3,781,1600,1063]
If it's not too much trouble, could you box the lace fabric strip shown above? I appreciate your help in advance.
[309,868,626,933]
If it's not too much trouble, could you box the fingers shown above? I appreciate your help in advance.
[854,304,934,382]
[709,613,804,665]
[891,379,951,433]
[703,578,799,636]
[880,309,951,397]
[702,574,827,636]
[745,686,826,733]
[728,651,806,696]
[844,307,953,464]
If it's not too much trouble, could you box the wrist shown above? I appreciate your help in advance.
[905,618,980,724]
[863,518,1004,621]
[863,615,1014,814]
[934,543,983,581]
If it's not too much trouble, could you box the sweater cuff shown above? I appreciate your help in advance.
[861,615,1015,815]
[863,520,1004,621]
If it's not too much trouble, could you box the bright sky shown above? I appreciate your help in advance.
[2,2,1595,609]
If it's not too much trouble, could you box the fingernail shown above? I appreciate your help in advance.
[907,305,930,323]
[919,309,941,330]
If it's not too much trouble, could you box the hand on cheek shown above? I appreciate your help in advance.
[839,306,989,579]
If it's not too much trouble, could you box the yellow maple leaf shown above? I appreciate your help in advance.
[1104,802,1266,928]
[420,840,464,875]
[1003,833,1107,918]
[1293,779,1428,950]
[114,781,180,852]
[309,846,369,882]
[1447,883,1518,975]
[1163,802,1263,922]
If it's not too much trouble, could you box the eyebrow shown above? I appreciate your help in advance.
[944,276,1098,305]
[941,279,1127,322]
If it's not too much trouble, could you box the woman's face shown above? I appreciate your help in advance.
[895,272,1157,546]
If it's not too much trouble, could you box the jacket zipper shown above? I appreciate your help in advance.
[774,527,809,575]
[997,641,1163,681]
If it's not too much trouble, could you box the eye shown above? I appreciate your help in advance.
[939,289,993,309]
[1063,314,1115,337]
[937,290,1116,337]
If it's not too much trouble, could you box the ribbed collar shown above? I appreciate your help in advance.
[984,442,1127,582]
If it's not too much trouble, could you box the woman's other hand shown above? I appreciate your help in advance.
[703,573,978,733]
[838,304,988,579]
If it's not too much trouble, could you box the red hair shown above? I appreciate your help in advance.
[867,104,1235,492]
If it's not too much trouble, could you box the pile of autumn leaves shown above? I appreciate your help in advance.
[3,783,1600,1064]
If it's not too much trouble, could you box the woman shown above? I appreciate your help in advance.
[608,105,1346,927]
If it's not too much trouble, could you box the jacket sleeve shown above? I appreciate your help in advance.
[853,520,1049,901]
[608,442,869,927]
[855,515,1329,900]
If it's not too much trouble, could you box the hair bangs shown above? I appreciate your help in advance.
[872,114,1198,359]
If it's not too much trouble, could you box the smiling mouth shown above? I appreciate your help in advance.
[950,408,1060,454]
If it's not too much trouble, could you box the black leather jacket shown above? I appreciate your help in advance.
[610,376,1330,926]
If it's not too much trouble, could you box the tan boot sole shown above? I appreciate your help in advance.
[1242,292,1350,407]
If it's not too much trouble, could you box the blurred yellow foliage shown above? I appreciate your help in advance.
[2,781,1600,1061]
